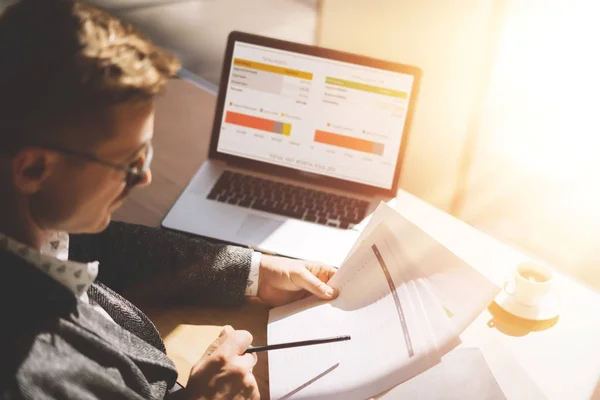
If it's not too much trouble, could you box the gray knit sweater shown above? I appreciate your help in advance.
[0,221,253,399]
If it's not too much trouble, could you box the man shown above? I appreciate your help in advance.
[0,1,338,399]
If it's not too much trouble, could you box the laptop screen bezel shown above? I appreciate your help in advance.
[208,31,422,197]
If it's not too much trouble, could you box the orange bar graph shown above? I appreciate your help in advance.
[226,111,275,132]
[226,111,291,136]
[314,130,384,155]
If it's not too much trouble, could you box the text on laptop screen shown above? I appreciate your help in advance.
[216,42,415,190]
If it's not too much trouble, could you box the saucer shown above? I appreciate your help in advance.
[494,288,560,321]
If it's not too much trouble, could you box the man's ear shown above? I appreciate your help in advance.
[11,148,58,194]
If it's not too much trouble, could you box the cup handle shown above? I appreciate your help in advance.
[503,278,516,296]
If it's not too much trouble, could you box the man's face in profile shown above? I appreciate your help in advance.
[25,102,155,234]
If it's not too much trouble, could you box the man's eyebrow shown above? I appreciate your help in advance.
[118,141,150,162]
[127,143,148,159]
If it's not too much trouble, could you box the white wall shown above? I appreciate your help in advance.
[318,0,498,211]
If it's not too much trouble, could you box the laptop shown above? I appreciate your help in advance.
[162,31,422,267]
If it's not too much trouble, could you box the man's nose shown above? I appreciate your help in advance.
[138,168,152,188]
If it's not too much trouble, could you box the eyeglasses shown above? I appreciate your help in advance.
[43,142,153,188]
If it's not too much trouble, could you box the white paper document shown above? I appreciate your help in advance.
[346,202,498,332]
[268,203,496,399]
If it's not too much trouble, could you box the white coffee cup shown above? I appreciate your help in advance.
[504,261,554,306]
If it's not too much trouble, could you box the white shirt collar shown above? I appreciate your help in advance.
[0,231,98,297]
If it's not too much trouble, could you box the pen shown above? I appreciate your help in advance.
[244,335,351,354]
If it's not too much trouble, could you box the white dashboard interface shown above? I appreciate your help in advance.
[216,41,416,190]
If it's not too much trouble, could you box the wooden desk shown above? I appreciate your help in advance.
[115,79,600,400]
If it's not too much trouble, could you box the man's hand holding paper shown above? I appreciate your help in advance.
[257,255,339,306]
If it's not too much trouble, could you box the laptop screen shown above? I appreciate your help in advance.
[215,41,416,191]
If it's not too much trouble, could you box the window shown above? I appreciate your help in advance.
[461,0,600,287]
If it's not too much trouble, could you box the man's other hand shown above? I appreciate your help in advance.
[257,255,339,306]
[183,325,259,400]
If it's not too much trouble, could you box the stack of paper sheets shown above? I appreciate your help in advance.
[268,202,498,399]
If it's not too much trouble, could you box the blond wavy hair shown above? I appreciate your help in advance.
[0,0,181,149]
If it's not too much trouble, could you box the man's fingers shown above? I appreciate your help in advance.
[189,327,259,400]
[235,371,260,400]
[220,325,234,337]
[223,329,254,355]
[308,263,338,282]
[203,325,235,357]
[296,267,339,300]
[243,373,261,400]
[214,325,235,347]
[235,352,258,371]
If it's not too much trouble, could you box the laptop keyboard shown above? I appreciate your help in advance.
[207,171,370,229]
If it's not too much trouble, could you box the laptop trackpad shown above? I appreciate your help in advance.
[236,215,284,243]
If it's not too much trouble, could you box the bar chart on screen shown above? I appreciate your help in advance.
[225,111,292,136]
[217,42,416,189]
[314,129,385,156]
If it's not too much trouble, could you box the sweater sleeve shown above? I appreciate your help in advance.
[69,221,253,307]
